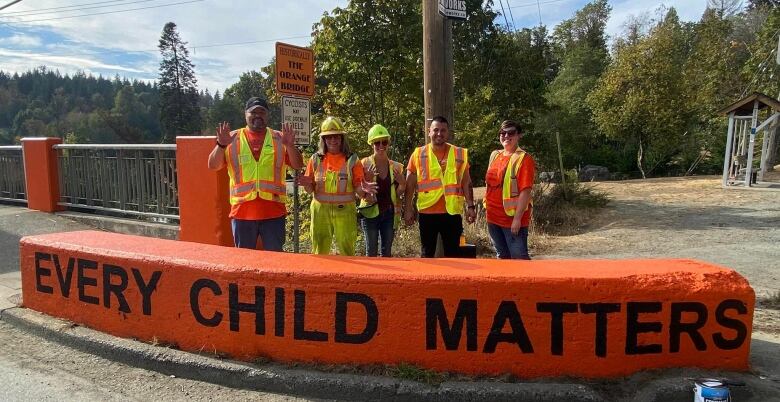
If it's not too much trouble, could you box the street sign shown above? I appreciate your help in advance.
[275,42,315,98]
[438,0,466,20]
[282,96,311,145]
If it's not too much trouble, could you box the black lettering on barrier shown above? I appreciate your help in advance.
[537,303,578,356]
[77,259,100,305]
[190,279,223,327]
[53,255,74,297]
[580,303,621,357]
[626,302,663,355]
[132,269,161,316]
[294,290,328,341]
[275,288,285,337]
[334,292,378,344]
[102,264,131,313]
[34,252,54,294]
[669,302,708,352]
[713,299,748,350]
[483,301,533,354]
[229,283,265,335]
[425,299,477,351]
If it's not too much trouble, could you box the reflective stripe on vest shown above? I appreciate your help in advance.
[313,153,358,204]
[501,150,528,216]
[226,128,287,205]
[414,143,466,214]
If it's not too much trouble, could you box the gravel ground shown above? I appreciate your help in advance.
[538,175,780,334]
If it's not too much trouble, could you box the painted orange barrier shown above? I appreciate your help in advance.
[20,231,754,378]
[21,137,63,213]
[175,136,233,247]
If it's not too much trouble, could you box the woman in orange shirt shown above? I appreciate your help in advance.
[484,120,535,259]
[300,117,375,255]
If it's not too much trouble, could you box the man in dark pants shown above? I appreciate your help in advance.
[404,116,476,257]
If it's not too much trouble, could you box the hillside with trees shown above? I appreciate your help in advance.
[1,0,777,181]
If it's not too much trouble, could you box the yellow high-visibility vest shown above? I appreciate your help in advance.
[225,128,287,206]
[358,156,402,227]
[312,153,358,204]
[412,143,467,215]
[488,149,532,217]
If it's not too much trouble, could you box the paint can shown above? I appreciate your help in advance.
[694,379,731,402]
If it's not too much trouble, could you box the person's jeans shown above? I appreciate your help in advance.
[487,223,530,260]
[232,216,286,251]
[361,208,395,257]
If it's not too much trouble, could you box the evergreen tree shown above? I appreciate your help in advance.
[158,22,200,142]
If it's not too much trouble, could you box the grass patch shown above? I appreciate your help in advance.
[759,291,780,310]
[531,173,610,236]
[385,363,447,385]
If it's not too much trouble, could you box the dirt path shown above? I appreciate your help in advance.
[537,176,780,334]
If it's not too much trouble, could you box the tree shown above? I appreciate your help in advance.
[588,8,695,178]
[158,22,200,142]
[707,0,745,17]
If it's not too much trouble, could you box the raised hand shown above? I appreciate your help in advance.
[216,122,232,146]
[393,164,406,186]
[281,123,296,146]
[361,179,378,196]
[364,163,378,183]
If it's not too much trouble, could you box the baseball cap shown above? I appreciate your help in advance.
[245,97,269,112]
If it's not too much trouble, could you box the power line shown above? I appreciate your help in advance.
[1,0,203,24]
[0,0,22,12]
[505,0,517,31]
[0,0,160,18]
[497,0,512,31]
[0,0,131,15]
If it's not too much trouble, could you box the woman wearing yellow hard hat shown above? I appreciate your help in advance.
[358,124,406,257]
[300,116,376,255]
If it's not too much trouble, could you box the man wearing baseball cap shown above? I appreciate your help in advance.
[207,97,304,251]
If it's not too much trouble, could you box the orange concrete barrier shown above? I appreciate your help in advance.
[175,136,233,247]
[20,231,754,378]
[21,137,63,212]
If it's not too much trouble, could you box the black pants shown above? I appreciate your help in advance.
[418,213,463,258]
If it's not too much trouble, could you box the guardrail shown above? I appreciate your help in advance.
[0,145,26,203]
[55,144,179,221]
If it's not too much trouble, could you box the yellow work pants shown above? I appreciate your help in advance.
[310,199,357,256]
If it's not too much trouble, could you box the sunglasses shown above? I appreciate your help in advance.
[373,140,389,146]
[499,128,518,136]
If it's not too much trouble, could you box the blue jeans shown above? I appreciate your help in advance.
[232,216,286,251]
[487,223,530,260]
[361,208,395,257]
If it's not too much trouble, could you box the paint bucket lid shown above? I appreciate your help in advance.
[696,379,727,388]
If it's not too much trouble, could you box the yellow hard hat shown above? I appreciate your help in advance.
[320,116,346,136]
[367,124,391,144]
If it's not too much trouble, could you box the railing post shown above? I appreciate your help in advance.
[21,137,63,212]
[175,136,233,246]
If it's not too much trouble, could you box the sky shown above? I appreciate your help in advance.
[0,0,711,94]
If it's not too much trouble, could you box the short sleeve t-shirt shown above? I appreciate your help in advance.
[229,127,291,220]
[407,145,467,214]
[305,153,364,190]
[485,151,535,228]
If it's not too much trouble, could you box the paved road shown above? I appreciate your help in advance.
[0,205,91,275]
[0,321,310,401]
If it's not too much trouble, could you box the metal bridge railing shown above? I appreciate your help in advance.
[55,144,179,220]
[0,146,26,204]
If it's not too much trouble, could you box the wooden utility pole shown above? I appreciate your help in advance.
[423,0,454,135]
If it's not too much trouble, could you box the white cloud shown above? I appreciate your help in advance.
[0,48,146,72]
[0,34,42,47]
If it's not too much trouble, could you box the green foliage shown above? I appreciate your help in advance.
[531,173,610,235]
[158,22,201,142]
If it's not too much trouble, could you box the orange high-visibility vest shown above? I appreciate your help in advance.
[489,149,531,216]
[225,128,287,205]
[412,143,467,215]
[312,153,359,204]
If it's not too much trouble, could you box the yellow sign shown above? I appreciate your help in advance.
[275,42,314,98]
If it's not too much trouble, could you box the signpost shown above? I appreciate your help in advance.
[276,42,314,253]
[281,96,311,146]
[437,0,467,20]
